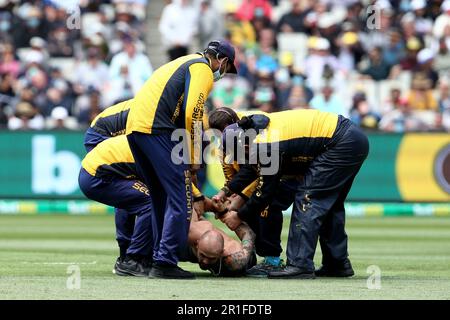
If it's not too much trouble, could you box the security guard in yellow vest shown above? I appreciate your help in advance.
[124,40,238,279]
[79,135,210,277]
[219,109,369,279]
[83,99,132,152]
[208,107,302,277]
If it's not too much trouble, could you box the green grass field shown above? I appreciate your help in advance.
[0,215,449,300]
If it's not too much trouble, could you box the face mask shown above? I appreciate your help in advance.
[213,58,227,82]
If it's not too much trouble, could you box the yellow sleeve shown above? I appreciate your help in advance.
[242,179,259,198]
[222,162,236,185]
[192,183,203,200]
[221,158,257,198]
[184,63,214,164]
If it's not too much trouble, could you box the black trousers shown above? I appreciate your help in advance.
[246,178,299,258]
[286,121,369,271]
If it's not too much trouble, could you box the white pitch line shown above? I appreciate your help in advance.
[20,261,97,265]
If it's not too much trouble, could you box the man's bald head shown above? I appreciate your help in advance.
[197,230,224,270]
[198,230,224,256]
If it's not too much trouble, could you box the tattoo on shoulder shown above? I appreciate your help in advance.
[224,251,248,272]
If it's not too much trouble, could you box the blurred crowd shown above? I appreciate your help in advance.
[0,0,151,130]
[159,0,450,132]
[1,0,450,132]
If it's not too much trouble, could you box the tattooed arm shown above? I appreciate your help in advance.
[223,222,256,271]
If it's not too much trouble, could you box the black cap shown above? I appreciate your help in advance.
[205,40,238,74]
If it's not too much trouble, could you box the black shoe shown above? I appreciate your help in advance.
[268,265,315,279]
[113,256,124,275]
[315,260,355,277]
[246,258,284,278]
[149,263,195,279]
[115,257,151,277]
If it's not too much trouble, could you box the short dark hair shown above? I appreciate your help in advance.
[208,107,239,131]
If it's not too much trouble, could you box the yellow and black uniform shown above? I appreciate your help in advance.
[81,135,203,198]
[221,110,305,258]
[126,53,213,163]
[78,134,154,260]
[224,109,369,275]
[83,99,132,152]
[91,99,132,137]
[123,53,217,268]
[220,111,264,199]
[84,98,206,197]
[82,135,136,180]
[227,109,340,218]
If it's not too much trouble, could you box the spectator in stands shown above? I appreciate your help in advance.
[198,0,224,48]
[310,85,347,117]
[276,0,310,33]
[0,72,14,99]
[359,1,392,50]
[0,43,20,78]
[114,2,144,32]
[415,48,439,88]
[433,0,450,39]
[251,10,273,40]
[303,1,328,34]
[344,2,365,31]
[410,0,433,36]
[106,64,134,106]
[12,1,48,49]
[23,68,49,115]
[47,22,76,58]
[434,37,450,72]
[304,37,341,91]
[159,0,198,61]
[407,73,438,112]
[29,37,49,61]
[74,47,109,96]
[400,36,422,71]
[252,84,276,113]
[315,8,346,55]
[349,92,380,130]
[0,10,13,43]
[383,88,403,114]
[337,30,365,74]
[382,29,405,68]
[278,71,313,110]
[212,76,249,111]
[379,97,429,132]
[44,80,73,117]
[360,47,392,81]
[8,101,45,130]
[286,82,310,110]
[224,4,256,47]
[109,36,153,95]
[235,0,272,22]
[274,66,292,109]
[77,87,103,128]
[253,69,276,93]
[46,106,78,130]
